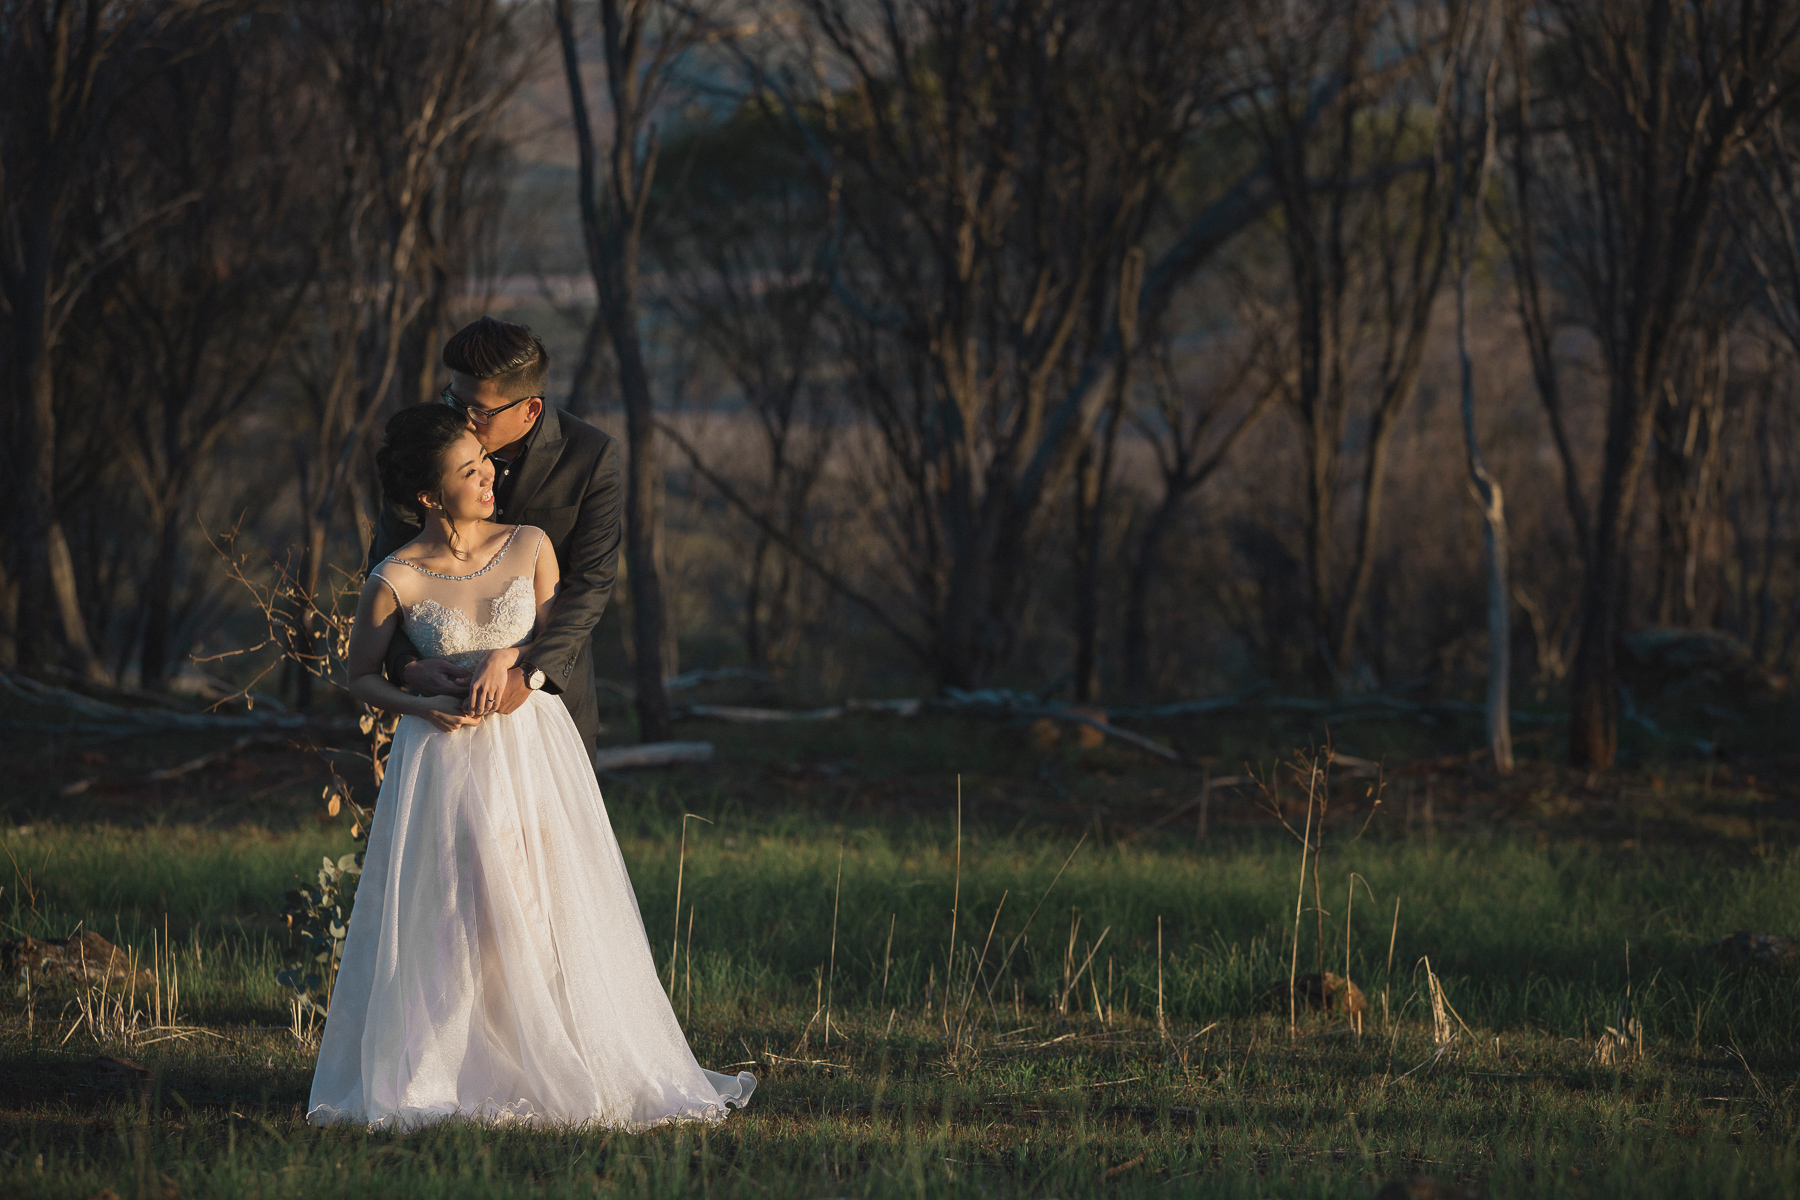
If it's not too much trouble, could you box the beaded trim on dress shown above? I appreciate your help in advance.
[383,523,524,581]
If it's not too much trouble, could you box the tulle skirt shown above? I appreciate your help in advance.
[307,691,754,1130]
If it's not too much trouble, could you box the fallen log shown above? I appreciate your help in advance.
[665,667,775,691]
[1040,708,1183,762]
[939,688,1185,762]
[685,704,844,722]
[1108,684,1274,719]
[592,741,715,771]
[0,672,318,733]
[679,698,924,722]
[669,686,1188,762]
[846,697,923,716]
[593,667,777,705]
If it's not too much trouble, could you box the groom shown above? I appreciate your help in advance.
[369,316,622,757]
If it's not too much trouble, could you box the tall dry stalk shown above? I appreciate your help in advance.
[824,844,842,1047]
[1423,957,1452,1046]
[684,905,696,1025]
[1313,801,1327,980]
[948,778,961,989]
[1344,874,1372,1035]
[1060,911,1082,1015]
[1419,956,1473,1048]
[992,832,1087,986]
[1384,895,1400,1030]
[1056,924,1109,1017]
[880,913,895,1010]
[951,892,1008,1053]
[1288,760,1319,1033]
[1156,916,1167,1044]
[668,813,712,997]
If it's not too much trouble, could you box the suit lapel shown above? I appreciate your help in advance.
[505,407,568,515]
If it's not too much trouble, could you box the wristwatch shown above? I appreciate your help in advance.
[520,663,547,691]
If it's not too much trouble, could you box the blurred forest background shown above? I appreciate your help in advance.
[6,0,1800,770]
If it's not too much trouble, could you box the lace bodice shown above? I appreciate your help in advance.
[372,526,544,669]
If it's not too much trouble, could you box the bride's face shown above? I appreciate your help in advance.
[424,429,496,523]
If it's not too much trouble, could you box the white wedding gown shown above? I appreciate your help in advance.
[308,525,754,1130]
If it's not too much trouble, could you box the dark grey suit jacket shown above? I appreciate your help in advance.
[370,406,623,756]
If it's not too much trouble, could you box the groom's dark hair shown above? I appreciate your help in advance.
[443,316,549,399]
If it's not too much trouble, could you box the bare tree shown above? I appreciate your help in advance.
[0,0,237,676]
[1499,0,1800,768]
[1230,0,1463,690]
[1066,249,1144,703]
[98,12,319,688]
[1117,298,1284,697]
[284,0,523,709]
[652,109,843,670]
[1444,0,1511,770]
[555,0,709,741]
[713,0,1252,690]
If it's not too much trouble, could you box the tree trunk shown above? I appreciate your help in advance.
[1479,507,1514,771]
[1296,268,1342,694]
[744,528,771,670]
[15,256,56,675]
[137,504,182,689]
[1071,446,1104,703]
[936,544,990,692]
[1568,376,1660,769]
[1331,372,1425,677]
[1450,7,1510,773]
[556,0,673,742]
[565,309,609,417]
[1457,184,1512,774]
[1567,574,1617,769]
[46,521,107,683]
[1121,495,1180,697]
[1652,336,1727,627]
[621,361,673,741]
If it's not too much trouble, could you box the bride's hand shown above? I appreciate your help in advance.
[464,652,513,716]
[418,694,483,732]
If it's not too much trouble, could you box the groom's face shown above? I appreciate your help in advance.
[449,372,544,454]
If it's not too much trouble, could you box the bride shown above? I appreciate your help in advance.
[308,402,754,1130]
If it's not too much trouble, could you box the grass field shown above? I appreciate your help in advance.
[2,702,1798,1198]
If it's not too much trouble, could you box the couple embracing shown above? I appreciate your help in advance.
[306,317,754,1130]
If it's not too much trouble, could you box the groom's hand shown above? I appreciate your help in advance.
[404,657,472,697]
[495,667,533,715]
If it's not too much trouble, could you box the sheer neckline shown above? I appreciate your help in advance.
[385,524,524,581]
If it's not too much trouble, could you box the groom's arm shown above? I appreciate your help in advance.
[527,436,623,696]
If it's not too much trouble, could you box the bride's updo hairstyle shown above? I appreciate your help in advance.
[377,403,471,519]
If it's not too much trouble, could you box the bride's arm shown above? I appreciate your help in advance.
[463,531,562,714]
[345,575,484,732]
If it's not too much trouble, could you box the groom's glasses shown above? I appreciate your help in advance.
[441,384,541,425]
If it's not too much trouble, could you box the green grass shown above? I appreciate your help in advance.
[2,783,1796,1198]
